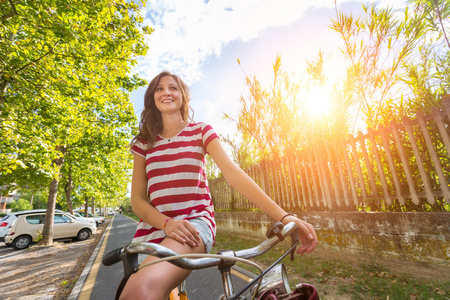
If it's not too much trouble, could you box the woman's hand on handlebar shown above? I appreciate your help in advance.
[164,219,202,248]
[283,216,318,255]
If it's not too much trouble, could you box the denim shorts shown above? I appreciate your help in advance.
[188,218,214,253]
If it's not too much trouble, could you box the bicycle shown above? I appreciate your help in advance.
[102,221,319,300]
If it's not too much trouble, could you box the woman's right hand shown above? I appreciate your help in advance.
[164,219,202,248]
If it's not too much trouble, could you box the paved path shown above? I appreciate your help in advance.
[69,214,253,300]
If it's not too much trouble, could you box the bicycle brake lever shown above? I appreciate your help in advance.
[290,227,300,261]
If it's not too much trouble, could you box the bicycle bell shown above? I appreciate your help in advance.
[251,263,291,297]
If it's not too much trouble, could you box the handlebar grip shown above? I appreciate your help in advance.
[102,247,123,266]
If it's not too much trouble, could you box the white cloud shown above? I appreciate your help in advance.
[129,0,409,137]
[135,0,342,84]
[134,0,409,84]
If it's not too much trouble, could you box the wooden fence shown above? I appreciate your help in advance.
[209,99,450,212]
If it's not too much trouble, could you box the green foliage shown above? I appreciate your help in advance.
[205,154,220,180]
[0,0,151,212]
[227,55,351,164]
[120,196,133,214]
[219,133,256,170]
[330,1,449,129]
[0,0,151,245]
[10,198,33,211]
[232,56,304,161]
[35,231,43,243]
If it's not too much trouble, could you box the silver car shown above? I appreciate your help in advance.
[66,212,96,226]
[73,211,105,227]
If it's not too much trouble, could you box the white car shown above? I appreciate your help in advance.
[67,212,96,226]
[73,211,105,227]
[1,209,64,243]
[4,211,97,250]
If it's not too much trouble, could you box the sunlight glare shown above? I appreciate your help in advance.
[304,86,331,118]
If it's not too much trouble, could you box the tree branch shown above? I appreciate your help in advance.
[1,0,18,22]
[433,0,450,49]
[15,41,61,75]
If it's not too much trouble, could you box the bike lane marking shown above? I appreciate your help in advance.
[68,215,114,300]
[231,267,254,283]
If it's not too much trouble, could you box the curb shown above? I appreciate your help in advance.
[67,216,115,300]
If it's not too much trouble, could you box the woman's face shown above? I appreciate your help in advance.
[153,75,183,116]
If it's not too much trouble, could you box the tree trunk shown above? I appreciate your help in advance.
[39,177,59,246]
[65,168,74,214]
[40,154,64,246]
[84,196,89,216]
[91,197,95,216]
[30,194,34,206]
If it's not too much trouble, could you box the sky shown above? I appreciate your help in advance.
[129,0,408,138]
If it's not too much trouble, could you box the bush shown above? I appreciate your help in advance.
[10,198,33,212]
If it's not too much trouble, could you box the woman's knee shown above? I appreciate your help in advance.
[120,269,171,299]
[120,239,201,299]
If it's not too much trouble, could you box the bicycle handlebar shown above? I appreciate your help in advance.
[102,247,123,266]
[102,221,299,269]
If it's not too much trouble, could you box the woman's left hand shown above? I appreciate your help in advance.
[283,215,318,255]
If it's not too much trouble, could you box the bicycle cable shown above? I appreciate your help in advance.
[232,240,299,300]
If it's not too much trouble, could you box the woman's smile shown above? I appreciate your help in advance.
[154,76,182,113]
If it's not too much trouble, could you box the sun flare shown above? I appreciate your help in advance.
[303,86,332,118]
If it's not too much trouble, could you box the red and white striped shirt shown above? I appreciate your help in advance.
[130,122,219,243]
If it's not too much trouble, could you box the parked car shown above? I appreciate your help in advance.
[0,209,63,243]
[66,212,96,226]
[74,211,105,226]
[3,211,97,250]
[72,212,104,227]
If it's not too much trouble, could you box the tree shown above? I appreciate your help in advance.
[329,1,450,211]
[403,0,450,111]
[330,1,449,129]
[0,0,151,246]
[226,55,352,164]
[219,133,256,170]
[226,56,305,161]
[10,198,33,211]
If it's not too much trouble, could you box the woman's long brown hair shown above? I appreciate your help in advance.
[131,71,193,148]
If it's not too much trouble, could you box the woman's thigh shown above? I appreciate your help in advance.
[188,218,214,253]
[120,237,206,299]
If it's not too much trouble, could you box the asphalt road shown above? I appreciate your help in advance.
[73,214,253,300]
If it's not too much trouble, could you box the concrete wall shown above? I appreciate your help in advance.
[215,211,450,264]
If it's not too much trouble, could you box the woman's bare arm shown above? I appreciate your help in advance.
[206,138,318,254]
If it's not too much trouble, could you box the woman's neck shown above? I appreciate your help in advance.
[160,115,188,138]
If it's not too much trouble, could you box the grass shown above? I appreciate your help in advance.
[211,230,450,300]
[122,211,140,222]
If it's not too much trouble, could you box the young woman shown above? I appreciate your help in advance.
[120,71,318,299]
